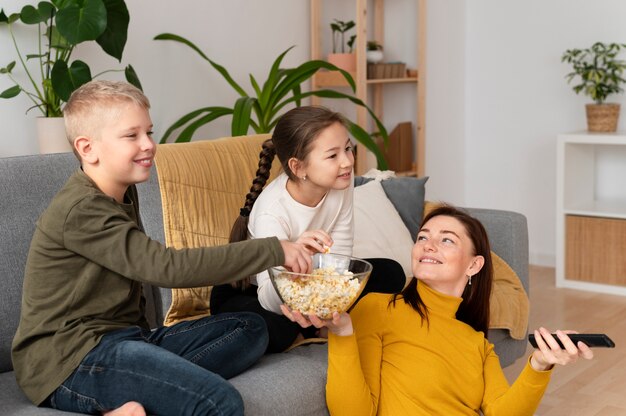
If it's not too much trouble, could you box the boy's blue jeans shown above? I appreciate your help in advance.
[46,312,268,415]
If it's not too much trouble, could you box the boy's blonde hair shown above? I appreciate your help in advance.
[63,80,150,157]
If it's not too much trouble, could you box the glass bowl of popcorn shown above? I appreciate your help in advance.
[268,253,372,319]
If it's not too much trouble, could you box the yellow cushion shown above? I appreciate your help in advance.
[154,134,280,326]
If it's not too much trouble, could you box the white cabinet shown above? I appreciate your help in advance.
[556,132,626,295]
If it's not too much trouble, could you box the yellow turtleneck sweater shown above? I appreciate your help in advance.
[327,280,552,416]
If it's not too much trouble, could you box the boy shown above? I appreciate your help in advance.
[11,80,312,416]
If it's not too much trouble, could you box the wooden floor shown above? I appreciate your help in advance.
[503,266,626,415]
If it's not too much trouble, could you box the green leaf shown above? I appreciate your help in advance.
[231,97,255,136]
[55,0,107,44]
[0,61,16,73]
[51,59,92,101]
[0,9,8,23]
[346,121,388,170]
[0,85,21,99]
[159,106,232,143]
[154,33,248,97]
[22,1,57,25]
[177,108,234,142]
[20,5,42,24]
[26,53,47,60]
[95,0,129,61]
[124,64,142,90]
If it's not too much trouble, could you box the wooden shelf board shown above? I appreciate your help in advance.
[314,71,418,87]
[367,76,418,85]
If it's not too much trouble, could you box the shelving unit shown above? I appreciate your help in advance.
[309,0,426,176]
[556,132,626,295]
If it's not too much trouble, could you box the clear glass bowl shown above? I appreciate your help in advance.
[269,253,372,319]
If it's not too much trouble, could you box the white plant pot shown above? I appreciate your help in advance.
[366,50,384,64]
[36,117,72,154]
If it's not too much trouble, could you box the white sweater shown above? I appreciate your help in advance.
[248,172,354,313]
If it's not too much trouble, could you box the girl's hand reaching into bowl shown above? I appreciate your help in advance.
[295,230,333,254]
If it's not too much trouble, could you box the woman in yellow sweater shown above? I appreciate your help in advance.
[283,205,594,415]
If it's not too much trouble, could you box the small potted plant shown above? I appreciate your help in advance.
[0,0,141,153]
[366,41,384,64]
[328,19,356,72]
[562,42,626,132]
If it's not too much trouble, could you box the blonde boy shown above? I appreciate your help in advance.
[12,81,311,416]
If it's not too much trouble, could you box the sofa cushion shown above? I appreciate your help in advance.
[353,180,415,281]
[354,175,429,241]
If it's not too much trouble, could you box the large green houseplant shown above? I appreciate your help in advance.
[154,33,389,169]
[562,42,626,132]
[0,0,141,117]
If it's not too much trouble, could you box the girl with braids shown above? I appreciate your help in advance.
[283,205,594,416]
[210,105,405,353]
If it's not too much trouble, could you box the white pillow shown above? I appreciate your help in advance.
[353,180,415,280]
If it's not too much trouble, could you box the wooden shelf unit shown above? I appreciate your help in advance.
[556,132,626,295]
[310,0,426,177]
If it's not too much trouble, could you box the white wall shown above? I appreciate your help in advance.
[427,0,626,266]
[0,0,310,156]
[3,0,626,266]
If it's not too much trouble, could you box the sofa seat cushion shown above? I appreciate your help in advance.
[0,372,75,415]
[230,344,329,416]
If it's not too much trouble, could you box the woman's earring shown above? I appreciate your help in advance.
[302,175,307,181]
[468,275,472,286]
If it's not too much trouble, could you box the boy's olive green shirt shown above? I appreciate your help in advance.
[12,170,284,405]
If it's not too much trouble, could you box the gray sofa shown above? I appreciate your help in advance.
[0,151,529,416]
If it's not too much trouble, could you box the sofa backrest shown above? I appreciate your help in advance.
[0,153,78,373]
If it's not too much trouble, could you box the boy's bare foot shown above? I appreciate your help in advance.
[103,401,146,416]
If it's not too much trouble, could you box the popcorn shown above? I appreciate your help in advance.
[274,266,362,319]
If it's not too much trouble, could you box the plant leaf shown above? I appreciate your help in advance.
[0,85,21,99]
[176,108,234,142]
[159,106,232,143]
[154,33,247,97]
[95,0,129,61]
[0,61,16,73]
[124,64,142,90]
[0,9,8,23]
[51,59,92,101]
[55,0,107,44]
[346,120,388,170]
[231,97,255,136]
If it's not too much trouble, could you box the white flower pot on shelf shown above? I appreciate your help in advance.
[366,50,384,64]
[36,117,72,154]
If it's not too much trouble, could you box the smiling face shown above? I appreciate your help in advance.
[80,102,155,202]
[298,122,354,189]
[287,121,354,206]
[412,215,485,297]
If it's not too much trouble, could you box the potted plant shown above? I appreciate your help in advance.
[366,40,384,64]
[328,19,356,72]
[0,0,141,153]
[154,33,390,169]
[562,42,626,132]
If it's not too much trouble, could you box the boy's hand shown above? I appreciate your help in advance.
[279,240,312,274]
[295,230,333,254]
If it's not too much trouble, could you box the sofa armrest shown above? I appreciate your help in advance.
[463,207,529,295]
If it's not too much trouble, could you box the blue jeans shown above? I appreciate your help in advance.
[47,312,268,415]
